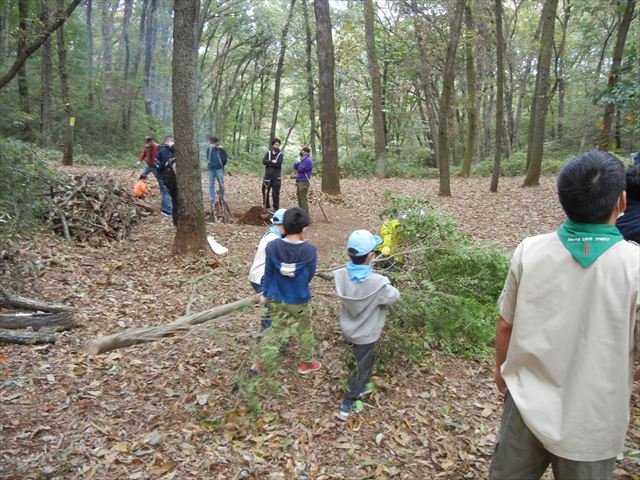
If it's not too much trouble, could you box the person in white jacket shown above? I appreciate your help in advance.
[334,230,400,420]
[248,208,287,329]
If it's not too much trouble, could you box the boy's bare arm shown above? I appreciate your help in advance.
[495,315,513,394]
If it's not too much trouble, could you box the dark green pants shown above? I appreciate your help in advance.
[489,392,616,480]
[296,181,310,215]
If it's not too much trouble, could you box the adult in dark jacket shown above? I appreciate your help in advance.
[206,136,228,205]
[155,135,178,226]
[262,138,284,211]
[138,136,171,217]
[293,146,313,216]
[616,165,640,243]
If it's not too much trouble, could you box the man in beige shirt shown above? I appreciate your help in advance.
[490,151,640,480]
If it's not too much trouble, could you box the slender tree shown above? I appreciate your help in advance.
[17,0,30,112]
[40,0,53,145]
[56,0,73,165]
[269,0,296,143]
[173,0,207,254]
[363,0,386,176]
[314,0,340,195]
[490,0,505,193]
[302,0,317,161]
[597,0,635,151]
[556,0,571,142]
[437,0,466,196]
[1,1,10,60]
[523,0,558,187]
[86,0,94,107]
[144,0,158,116]
[460,2,477,177]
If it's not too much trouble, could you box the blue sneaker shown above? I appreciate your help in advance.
[337,400,363,421]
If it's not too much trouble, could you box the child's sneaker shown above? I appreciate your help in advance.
[250,361,263,374]
[337,400,364,421]
[297,361,321,375]
[359,381,375,398]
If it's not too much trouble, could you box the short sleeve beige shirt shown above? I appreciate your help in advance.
[499,232,640,461]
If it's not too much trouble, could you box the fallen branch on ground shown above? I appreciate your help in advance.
[0,288,75,313]
[0,329,57,345]
[85,294,261,355]
[0,312,75,331]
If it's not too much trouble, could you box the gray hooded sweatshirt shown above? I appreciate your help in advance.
[334,267,401,345]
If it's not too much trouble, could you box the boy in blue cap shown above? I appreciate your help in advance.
[334,229,400,420]
[248,208,287,330]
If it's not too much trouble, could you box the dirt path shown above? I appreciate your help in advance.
[1,166,638,479]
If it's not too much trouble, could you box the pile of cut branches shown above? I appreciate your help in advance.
[48,173,153,245]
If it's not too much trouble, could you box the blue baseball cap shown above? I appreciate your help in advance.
[347,229,383,256]
[272,208,287,225]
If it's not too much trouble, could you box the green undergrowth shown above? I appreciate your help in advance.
[377,192,508,361]
[0,138,64,236]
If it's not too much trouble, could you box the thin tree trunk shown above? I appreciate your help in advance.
[302,0,317,162]
[56,0,73,165]
[556,0,571,142]
[411,0,440,167]
[144,0,158,116]
[523,0,559,187]
[490,0,505,193]
[86,0,94,107]
[40,0,53,146]
[101,0,113,99]
[363,0,386,176]
[460,3,477,177]
[598,0,634,151]
[314,0,340,195]
[0,0,10,59]
[437,0,466,196]
[173,0,207,255]
[121,0,133,132]
[269,0,296,142]
[17,0,30,113]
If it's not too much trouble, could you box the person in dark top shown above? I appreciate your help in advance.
[262,138,284,211]
[616,165,640,243]
[156,135,177,226]
[206,136,228,206]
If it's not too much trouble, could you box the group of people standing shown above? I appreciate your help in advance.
[137,135,314,222]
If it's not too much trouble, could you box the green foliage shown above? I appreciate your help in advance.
[0,138,63,235]
[340,147,438,179]
[473,149,569,177]
[380,193,508,358]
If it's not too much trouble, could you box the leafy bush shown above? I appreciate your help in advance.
[0,138,63,234]
[473,149,570,177]
[340,147,438,179]
[379,193,508,357]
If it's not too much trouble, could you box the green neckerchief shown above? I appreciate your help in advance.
[557,219,623,268]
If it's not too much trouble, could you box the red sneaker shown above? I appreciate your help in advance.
[298,361,321,375]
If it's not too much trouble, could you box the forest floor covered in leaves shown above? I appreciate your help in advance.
[1,166,639,479]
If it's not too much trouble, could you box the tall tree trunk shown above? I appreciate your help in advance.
[490,0,505,193]
[269,0,296,142]
[314,0,340,195]
[302,0,317,161]
[410,0,440,166]
[56,0,73,165]
[144,0,158,116]
[101,0,113,99]
[173,0,207,255]
[17,0,30,113]
[0,0,11,60]
[460,2,477,177]
[437,0,466,196]
[556,0,571,142]
[363,0,386,177]
[523,0,558,187]
[86,0,94,107]
[598,0,635,151]
[121,0,133,131]
[40,0,53,145]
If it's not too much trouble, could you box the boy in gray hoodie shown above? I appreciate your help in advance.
[334,229,400,420]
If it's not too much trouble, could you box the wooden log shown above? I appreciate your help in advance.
[0,312,75,331]
[58,211,72,241]
[0,288,75,313]
[85,294,261,355]
[0,329,57,345]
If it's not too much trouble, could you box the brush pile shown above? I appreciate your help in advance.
[48,173,153,245]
